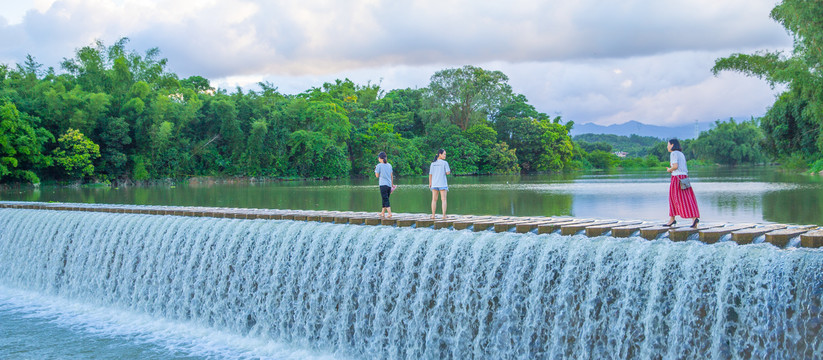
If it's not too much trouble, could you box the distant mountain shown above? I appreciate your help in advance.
[569,120,717,139]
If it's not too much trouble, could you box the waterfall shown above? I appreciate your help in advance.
[0,208,821,359]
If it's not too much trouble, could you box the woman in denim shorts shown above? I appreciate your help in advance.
[428,149,451,219]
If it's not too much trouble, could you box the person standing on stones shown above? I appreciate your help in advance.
[428,149,451,219]
[375,151,394,218]
[665,139,700,227]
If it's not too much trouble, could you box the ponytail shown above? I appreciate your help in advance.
[378,151,387,164]
[433,148,445,163]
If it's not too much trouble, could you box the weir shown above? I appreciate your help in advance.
[0,204,822,358]
[1,201,822,247]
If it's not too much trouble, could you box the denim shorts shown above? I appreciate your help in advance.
[430,187,449,191]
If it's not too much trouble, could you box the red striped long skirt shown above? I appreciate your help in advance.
[669,175,700,218]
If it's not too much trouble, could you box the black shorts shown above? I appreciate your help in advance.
[379,185,391,208]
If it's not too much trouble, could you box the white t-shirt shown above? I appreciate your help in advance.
[429,159,451,188]
[670,151,688,176]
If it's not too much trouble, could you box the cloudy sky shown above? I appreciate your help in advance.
[0,0,793,126]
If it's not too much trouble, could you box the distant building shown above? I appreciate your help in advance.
[614,151,628,158]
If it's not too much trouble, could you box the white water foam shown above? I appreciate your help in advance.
[0,208,821,359]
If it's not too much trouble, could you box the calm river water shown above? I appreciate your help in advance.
[1,166,821,225]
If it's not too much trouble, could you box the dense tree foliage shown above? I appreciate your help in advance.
[691,119,768,165]
[425,65,513,131]
[713,0,823,168]
[574,134,661,156]
[0,99,52,183]
[0,39,581,184]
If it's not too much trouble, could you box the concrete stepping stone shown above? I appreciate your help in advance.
[453,217,495,230]
[669,223,724,242]
[494,220,525,233]
[562,220,618,236]
[348,217,366,225]
[472,220,503,232]
[699,224,757,244]
[585,220,643,237]
[434,218,457,229]
[800,229,823,248]
[415,218,436,228]
[640,223,696,240]
[364,217,383,225]
[396,215,430,227]
[765,226,819,248]
[610,222,656,238]
[515,219,566,233]
[730,224,787,244]
[537,219,592,234]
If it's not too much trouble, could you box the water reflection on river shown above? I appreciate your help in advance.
[1,166,821,225]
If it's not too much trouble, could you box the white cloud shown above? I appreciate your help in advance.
[598,73,781,125]
[0,0,794,125]
[495,50,786,125]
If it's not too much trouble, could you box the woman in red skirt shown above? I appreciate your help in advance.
[665,139,700,227]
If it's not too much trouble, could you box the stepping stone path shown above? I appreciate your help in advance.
[1,201,822,249]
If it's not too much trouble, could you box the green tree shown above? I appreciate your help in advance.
[97,116,131,178]
[241,119,269,175]
[214,98,242,157]
[465,123,504,174]
[692,119,768,165]
[492,93,549,139]
[759,91,817,159]
[578,141,613,153]
[503,116,574,171]
[465,123,497,149]
[425,65,513,130]
[0,100,53,183]
[61,40,110,93]
[422,124,481,174]
[586,150,618,170]
[713,0,823,163]
[287,130,351,178]
[351,122,425,177]
[181,75,213,93]
[2,40,579,182]
[370,88,424,138]
[533,118,574,171]
[307,101,352,144]
[52,128,100,179]
[485,142,520,174]
[574,133,662,156]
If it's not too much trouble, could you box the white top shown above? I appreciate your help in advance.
[670,151,688,176]
[429,159,451,188]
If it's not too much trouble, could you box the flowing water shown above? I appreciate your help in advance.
[0,208,821,359]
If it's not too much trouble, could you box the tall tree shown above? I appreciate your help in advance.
[713,0,823,160]
[692,119,768,165]
[0,100,53,183]
[425,65,513,130]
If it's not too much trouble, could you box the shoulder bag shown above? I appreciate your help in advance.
[679,177,691,190]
